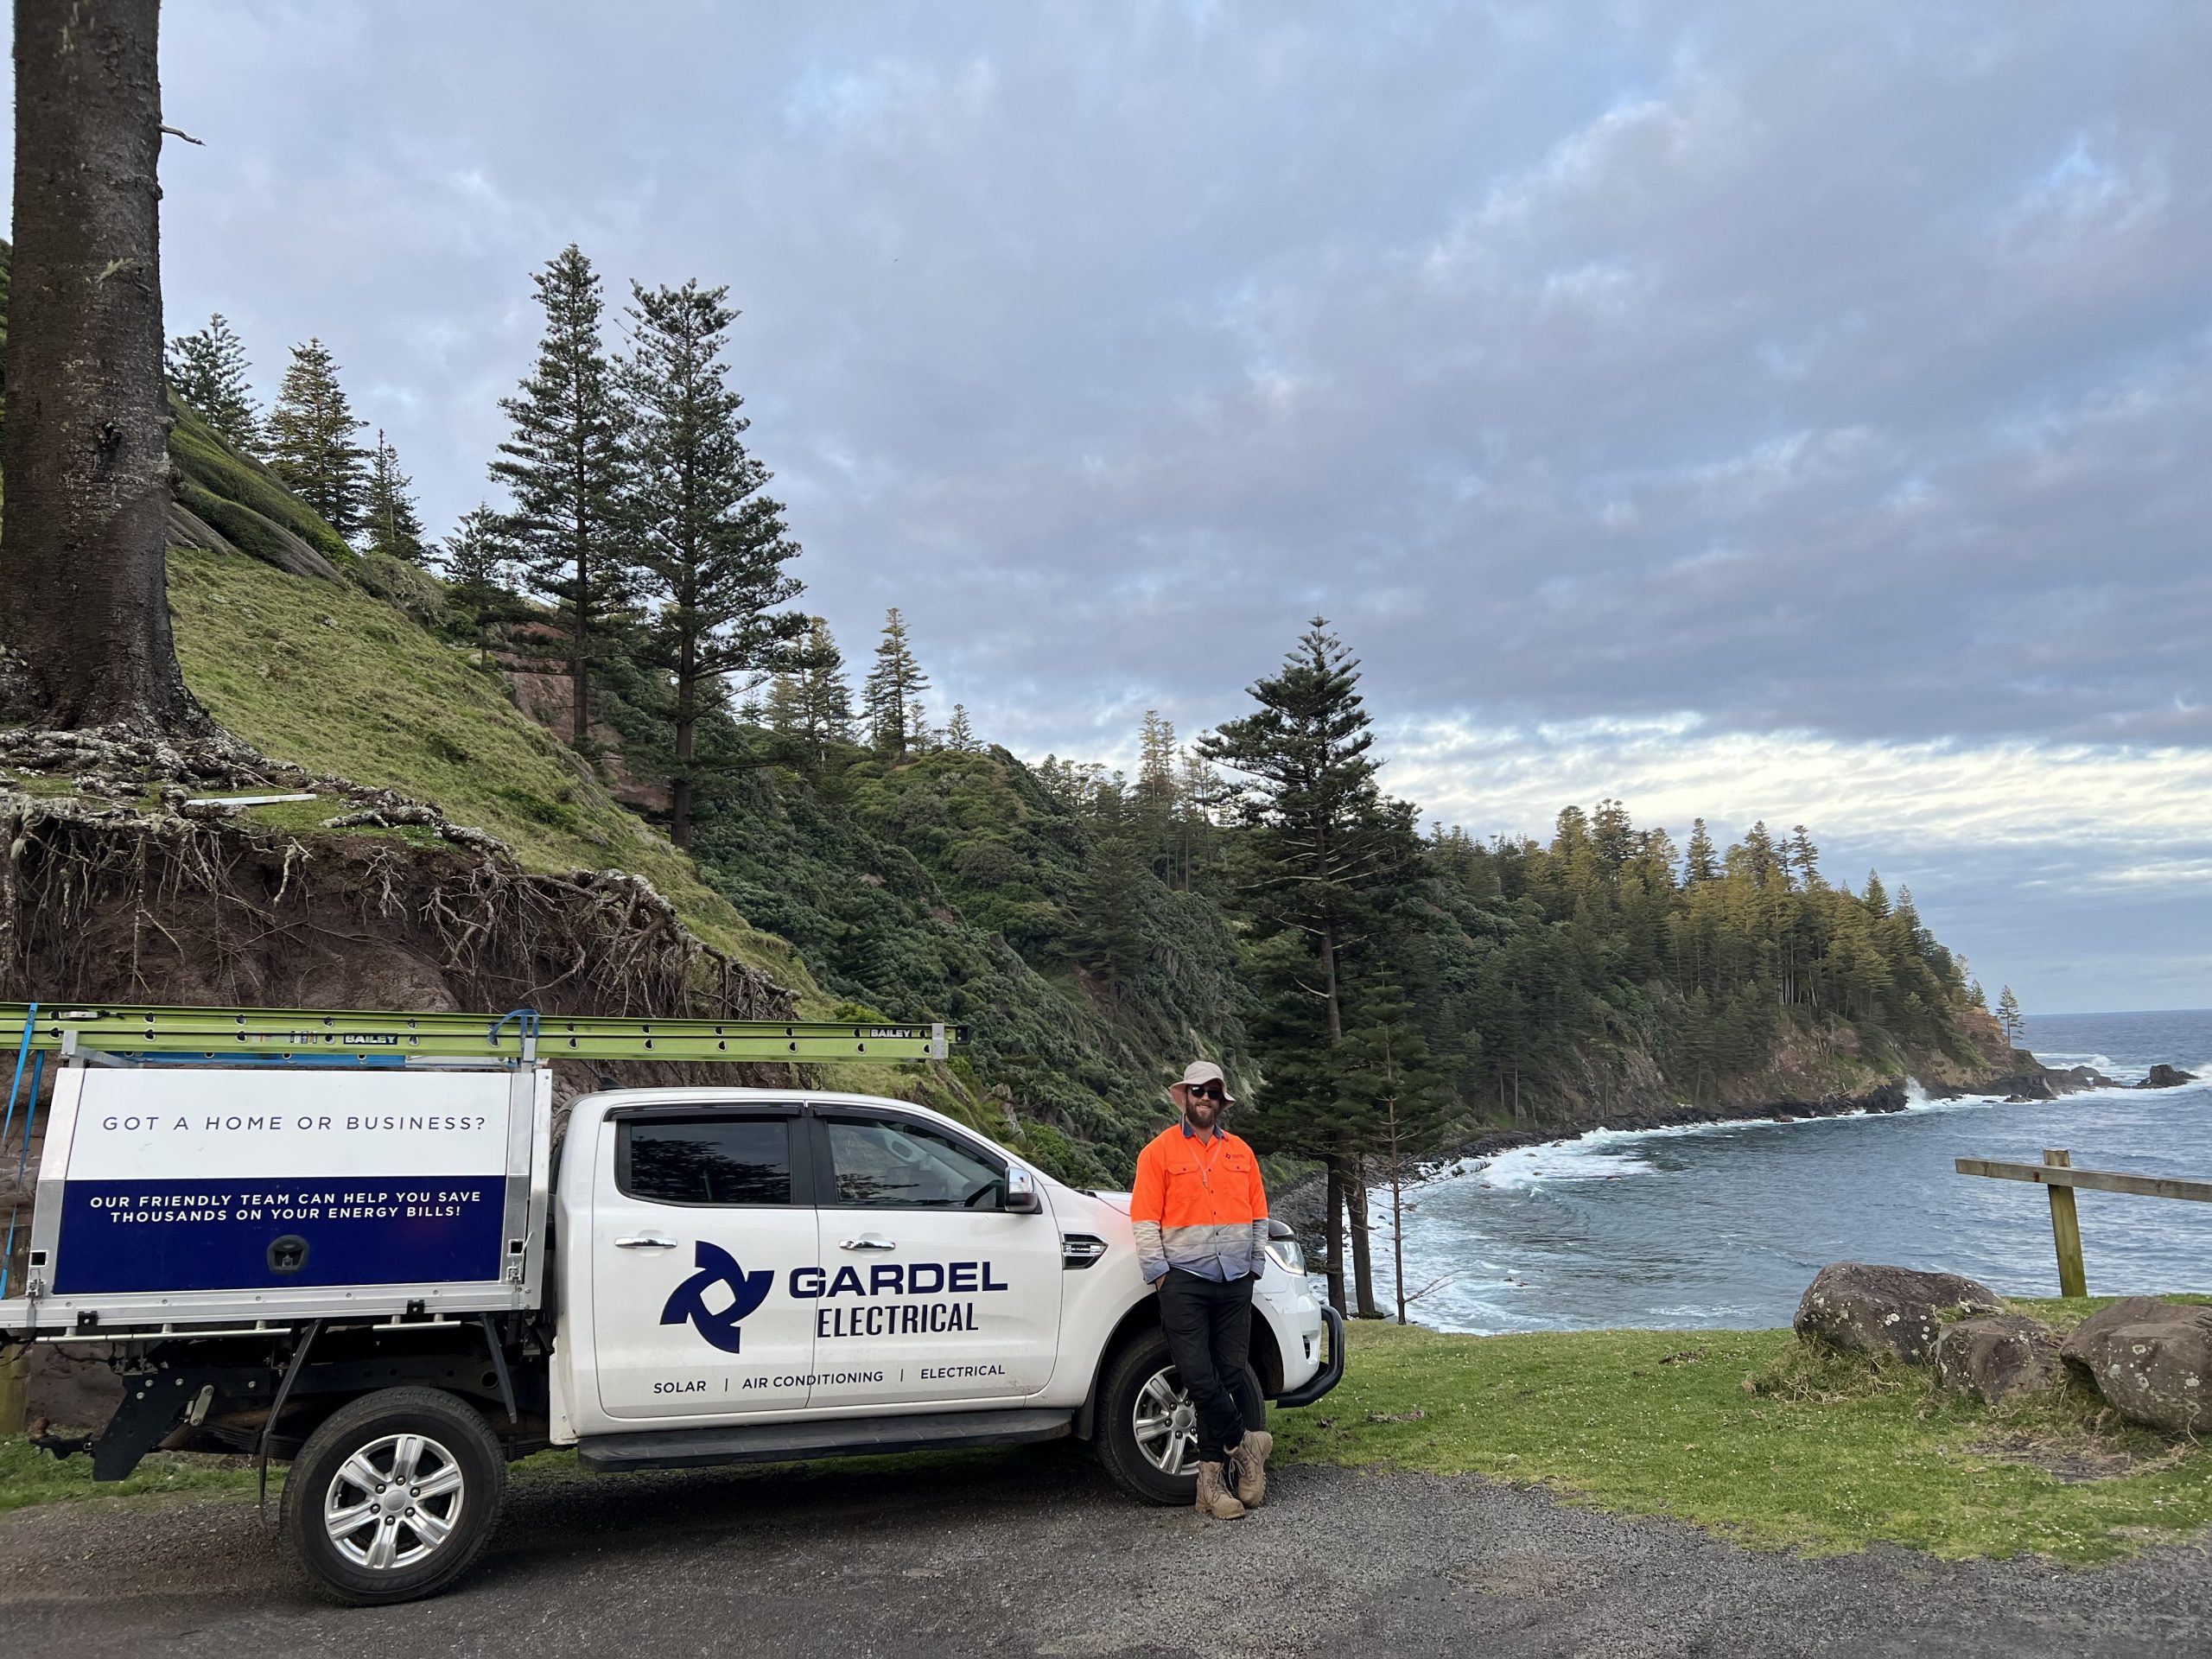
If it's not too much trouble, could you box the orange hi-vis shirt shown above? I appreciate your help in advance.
[1128,1121,1269,1283]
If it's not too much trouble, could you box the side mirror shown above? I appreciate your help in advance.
[1003,1166,1042,1214]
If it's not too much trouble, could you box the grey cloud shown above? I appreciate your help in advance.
[119,4,2209,753]
[9,1,2205,1002]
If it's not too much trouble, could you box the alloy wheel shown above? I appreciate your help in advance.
[1131,1365,1199,1478]
[323,1432,467,1572]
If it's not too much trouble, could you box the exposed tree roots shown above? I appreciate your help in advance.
[0,725,798,1103]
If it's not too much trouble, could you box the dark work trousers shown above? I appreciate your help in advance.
[1156,1268,1261,1465]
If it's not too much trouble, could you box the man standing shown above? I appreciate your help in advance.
[1129,1059,1274,1520]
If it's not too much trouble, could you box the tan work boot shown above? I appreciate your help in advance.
[1194,1460,1246,1519]
[1229,1430,1273,1509]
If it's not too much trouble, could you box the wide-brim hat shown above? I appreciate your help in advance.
[1171,1058,1236,1104]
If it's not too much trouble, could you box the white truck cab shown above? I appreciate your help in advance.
[2,1048,1344,1607]
[550,1086,1336,1481]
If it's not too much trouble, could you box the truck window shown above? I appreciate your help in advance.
[822,1116,1003,1210]
[619,1116,794,1206]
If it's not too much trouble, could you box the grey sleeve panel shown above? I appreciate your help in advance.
[1156,1222,1265,1279]
[1249,1219,1271,1275]
[1132,1218,1168,1282]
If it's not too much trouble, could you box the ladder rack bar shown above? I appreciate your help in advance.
[0,1002,965,1065]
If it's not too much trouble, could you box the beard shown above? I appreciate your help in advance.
[1181,1096,1222,1131]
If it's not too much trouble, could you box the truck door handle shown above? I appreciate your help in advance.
[614,1234,679,1250]
[840,1235,896,1251]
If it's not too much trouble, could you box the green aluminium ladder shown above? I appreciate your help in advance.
[0,1001,964,1066]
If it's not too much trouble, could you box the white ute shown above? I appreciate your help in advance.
[0,1044,1344,1605]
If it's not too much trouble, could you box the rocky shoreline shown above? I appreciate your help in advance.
[1271,1055,2199,1262]
[1439,1077,1916,1165]
[1447,1052,2201,1164]
[1924,1059,2197,1102]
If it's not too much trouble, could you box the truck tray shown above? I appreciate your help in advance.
[2,1061,549,1334]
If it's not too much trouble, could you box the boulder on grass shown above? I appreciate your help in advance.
[1934,1313,2064,1402]
[2059,1297,2212,1433]
[1794,1262,2004,1364]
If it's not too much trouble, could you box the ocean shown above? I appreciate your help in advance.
[1383,1008,2212,1332]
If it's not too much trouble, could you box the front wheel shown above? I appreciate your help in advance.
[1095,1326,1265,1505]
[280,1386,505,1605]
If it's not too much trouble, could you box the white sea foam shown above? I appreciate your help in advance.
[1479,1128,1678,1190]
[1443,1061,2204,1199]
[2035,1050,2117,1074]
[1463,1096,1940,1191]
[1899,1080,2006,1115]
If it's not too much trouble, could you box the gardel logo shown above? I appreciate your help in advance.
[660,1240,773,1354]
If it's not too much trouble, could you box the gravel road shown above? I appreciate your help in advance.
[2,1448,2206,1657]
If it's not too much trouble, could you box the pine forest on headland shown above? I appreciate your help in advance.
[68,244,2005,1316]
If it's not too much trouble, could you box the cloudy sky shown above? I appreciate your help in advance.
[30,3,2212,1011]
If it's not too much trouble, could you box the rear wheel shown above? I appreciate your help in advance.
[1095,1327,1266,1505]
[281,1387,505,1605]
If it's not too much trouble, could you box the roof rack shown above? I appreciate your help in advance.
[0,1001,963,1065]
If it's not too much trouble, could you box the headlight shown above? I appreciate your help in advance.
[1264,1236,1305,1276]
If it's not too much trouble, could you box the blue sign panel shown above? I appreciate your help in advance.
[54,1177,506,1293]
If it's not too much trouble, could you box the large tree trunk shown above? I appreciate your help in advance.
[569,519,590,747]
[1322,1155,1346,1316]
[1344,1152,1380,1319]
[1390,1132,1408,1325]
[671,642,696,849]
[0,0,207,734]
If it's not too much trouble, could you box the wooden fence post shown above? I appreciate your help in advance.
[0,1343,26,1435]
[2044,1148,2088,1297]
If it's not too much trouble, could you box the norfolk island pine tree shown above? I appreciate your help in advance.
[618,276,804,847]
[492,245,632,747]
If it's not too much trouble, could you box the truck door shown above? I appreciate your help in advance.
[590,1105,818,1421]
[804,1108,1063,1410]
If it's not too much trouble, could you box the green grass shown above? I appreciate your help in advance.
[233,795,442,848]
[1271,1312,2212,1562]
[2012,1292,2212,1329]
[168,401,354,568]
[0,1436,269,1513]
[0,769,85,799]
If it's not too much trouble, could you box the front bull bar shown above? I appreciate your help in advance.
[1273,1305,1347,1408]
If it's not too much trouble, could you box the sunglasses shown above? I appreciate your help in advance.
[1184,1082,1225,1101]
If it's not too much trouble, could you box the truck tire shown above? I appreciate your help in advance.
[1094,1326,1267,1506]
[280,1386,505,1605]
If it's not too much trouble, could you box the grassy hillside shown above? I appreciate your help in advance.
[160,540,1017,1123]
[165,542,807,991]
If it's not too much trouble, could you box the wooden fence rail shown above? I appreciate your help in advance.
[1955,1148,2212,1298]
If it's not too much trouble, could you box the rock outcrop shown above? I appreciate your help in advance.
[1933,1313,2064,1402]
[2140,1064,2197,1090]
[1794,1262,2003,1363]
[1925,1064,2116,1103]
[1446,1081,1915,1158]
[2059,1297,2212,1433]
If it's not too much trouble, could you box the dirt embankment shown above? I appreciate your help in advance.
[0,728,800,1123]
